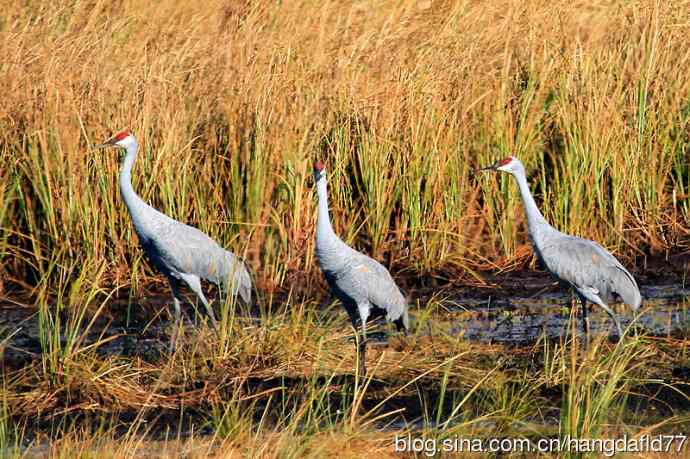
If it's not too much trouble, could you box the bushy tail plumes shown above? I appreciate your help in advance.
[222,250,253,307]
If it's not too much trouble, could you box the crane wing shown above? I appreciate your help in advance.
[145,220,223,276]
[339,253,408,322]
[539,236,640,307]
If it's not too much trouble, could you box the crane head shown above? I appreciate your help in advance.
[313,160,326,181]
[479,156,520,173]
[95,129,136,150]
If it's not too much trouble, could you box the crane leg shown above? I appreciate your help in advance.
[593,298,623,338]
[179,273,219,331]
[357,303,370,377]
[398,309,410,336]
[579,297,589,337]
[167,277,184,352]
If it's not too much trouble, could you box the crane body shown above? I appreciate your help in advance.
[96,130,253,348]
[481,156,641,337]
[313,161,409,375]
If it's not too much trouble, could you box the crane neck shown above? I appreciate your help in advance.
[316,175,338,245]
[513,170,551,238]
[118,141,148,222]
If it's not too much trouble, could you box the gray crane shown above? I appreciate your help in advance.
[480,156,641,337]
[95,129,253,348]
[312,160,409,376]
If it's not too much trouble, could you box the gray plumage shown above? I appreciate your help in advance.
[313,161,409,375]
[481,156,641,337]
[96,130,253,346]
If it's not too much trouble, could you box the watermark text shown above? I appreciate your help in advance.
[394,434,687,457]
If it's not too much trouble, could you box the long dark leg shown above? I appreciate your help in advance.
[180,273,219,331]
[167,277,184,352]
[358,323,367,377]
[397,309,410,336]
[569,295,577,336]
[593,299,623,338]
[357,304,370,377]
[349,323,362,376]
[580,297,589,337]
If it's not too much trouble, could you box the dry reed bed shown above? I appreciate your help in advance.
[2,291,681,421]
[1,0,689,296]
[4,320,689,457]
[2,0,690,456]
[3,311,497,416]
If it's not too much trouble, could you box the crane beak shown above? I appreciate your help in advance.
[94,138,116,150]
[478,163,498,172]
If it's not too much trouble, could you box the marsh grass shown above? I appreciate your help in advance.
[5,293,690,457]
[560,327,653,456]
[2,0,690,295]
[3,0,690,456]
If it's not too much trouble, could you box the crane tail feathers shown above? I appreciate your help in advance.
[613,266,642,310]
[397,308,410,333]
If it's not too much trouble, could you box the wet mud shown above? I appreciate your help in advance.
[2,273,690,447]
[448,283,690,343]
[2,278,689,366]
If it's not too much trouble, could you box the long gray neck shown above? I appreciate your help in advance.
[316,176,338,245]
[512,170,552,241]
[119,141,150,226]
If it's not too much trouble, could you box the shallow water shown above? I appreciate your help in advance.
[2,281,690,451]
[2,283,689,366]
[445,284,690,343]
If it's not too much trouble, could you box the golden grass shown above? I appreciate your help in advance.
[2,0,690,456]
[3,300,690,457]
[1,0,689,294]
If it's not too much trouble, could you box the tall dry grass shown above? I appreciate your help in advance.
[1,0,689,296]
[2,2,690,454]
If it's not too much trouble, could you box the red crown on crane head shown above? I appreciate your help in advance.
[113,129,132,141]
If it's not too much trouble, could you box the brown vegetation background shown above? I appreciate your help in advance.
[1,0,689,296]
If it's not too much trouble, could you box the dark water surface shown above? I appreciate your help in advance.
[447,284,690,343]
[2,280,690,450]
[2,283,689,366]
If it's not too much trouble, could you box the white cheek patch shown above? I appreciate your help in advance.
[116,136,134,148]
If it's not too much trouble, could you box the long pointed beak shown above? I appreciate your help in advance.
[478,164,497,172]
[93,139,116,150]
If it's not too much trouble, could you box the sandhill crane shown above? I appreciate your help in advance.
[312,160,409,376]
[481,156,641,337]
[95,129,253,348]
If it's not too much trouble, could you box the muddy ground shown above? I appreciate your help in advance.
[2,261,690,449]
